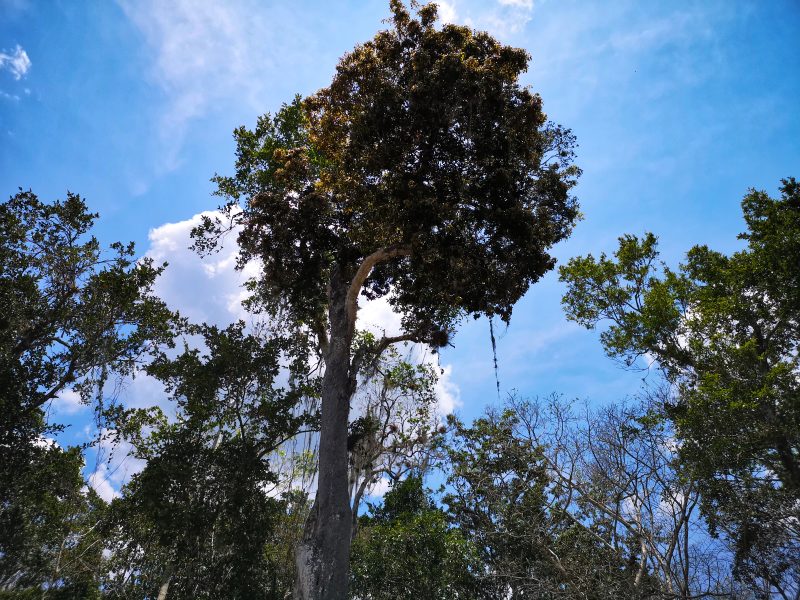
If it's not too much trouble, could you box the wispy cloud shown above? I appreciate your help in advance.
[497,0,533,9]
[117,0,540,171]
[117,0,260,169]
[0,44,31,79]
[116,0,318,171]
[435,0,535,38]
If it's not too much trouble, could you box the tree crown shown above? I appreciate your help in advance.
[200,1,580,340]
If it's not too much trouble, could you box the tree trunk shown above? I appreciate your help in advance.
[295,271,354,600]
[157,578,170,600]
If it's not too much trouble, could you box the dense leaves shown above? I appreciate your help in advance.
[102,322,317,599]
[202,0,580,336]
[351,477,480,599]
[0,190,173,596]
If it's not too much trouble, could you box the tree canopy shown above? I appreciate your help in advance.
[0,190,174,595]
[200,0,580,339]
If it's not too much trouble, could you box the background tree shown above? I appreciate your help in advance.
[197,2,580,596]
[518,394,746,598]
[0,190,173,596]
[102,322,316,599]
[347,341,445,534]
[350,476,480,599]
[559,178,800,597]
[0,444,106,599]
[443,408,561,598]
[444,396,753,599]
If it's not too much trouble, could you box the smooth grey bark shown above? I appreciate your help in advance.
[294,247,413,600]
[295,268,355,600]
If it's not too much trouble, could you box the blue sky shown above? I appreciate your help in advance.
[2,0,799,497]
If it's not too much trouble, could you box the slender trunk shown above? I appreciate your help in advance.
[295,271,354,600]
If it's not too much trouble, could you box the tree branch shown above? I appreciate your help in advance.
[351,332,424,379]
[345,245,411,330]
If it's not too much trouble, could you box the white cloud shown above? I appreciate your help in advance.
[51,388,86,415]
[116,0,319,170]
[442,0,535,38]
[118,0,540,170]
[367,476,391,499]
[0,44,31,80]
[143,210,463,416]
[433,362,460,415]
[88,464,118,502]
[146,210,253,325]
[356,295,460,415]
[87,428,147,502]
[102,210,255,413]
[356,295,401,337]
[33,436,60,450]
[497,0,533,8]
[116,0,258,167]
[436,0,458,24]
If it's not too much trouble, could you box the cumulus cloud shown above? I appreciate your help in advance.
[50,388,86,415]
[0,44,31,80]
[106,210,253,412]
[33,436,60,450]
[87,465,118,502]
[91,209,461,499]
[145,210,254,326]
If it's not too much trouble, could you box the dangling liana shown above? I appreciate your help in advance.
[489,315,500,400]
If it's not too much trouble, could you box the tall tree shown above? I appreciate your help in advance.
[559,178,800,596]
[198,2,580,597]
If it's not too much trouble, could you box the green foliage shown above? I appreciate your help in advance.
[443,403,657,599]
[443,409,558,597]
[199,0,580,337]
[350,477,480,599]
[0,190,174,413]
[103,322,317,599]
[0,444,106,597]
[559,178,800,592]
[0,190,174,595]
[103,437,289,599]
